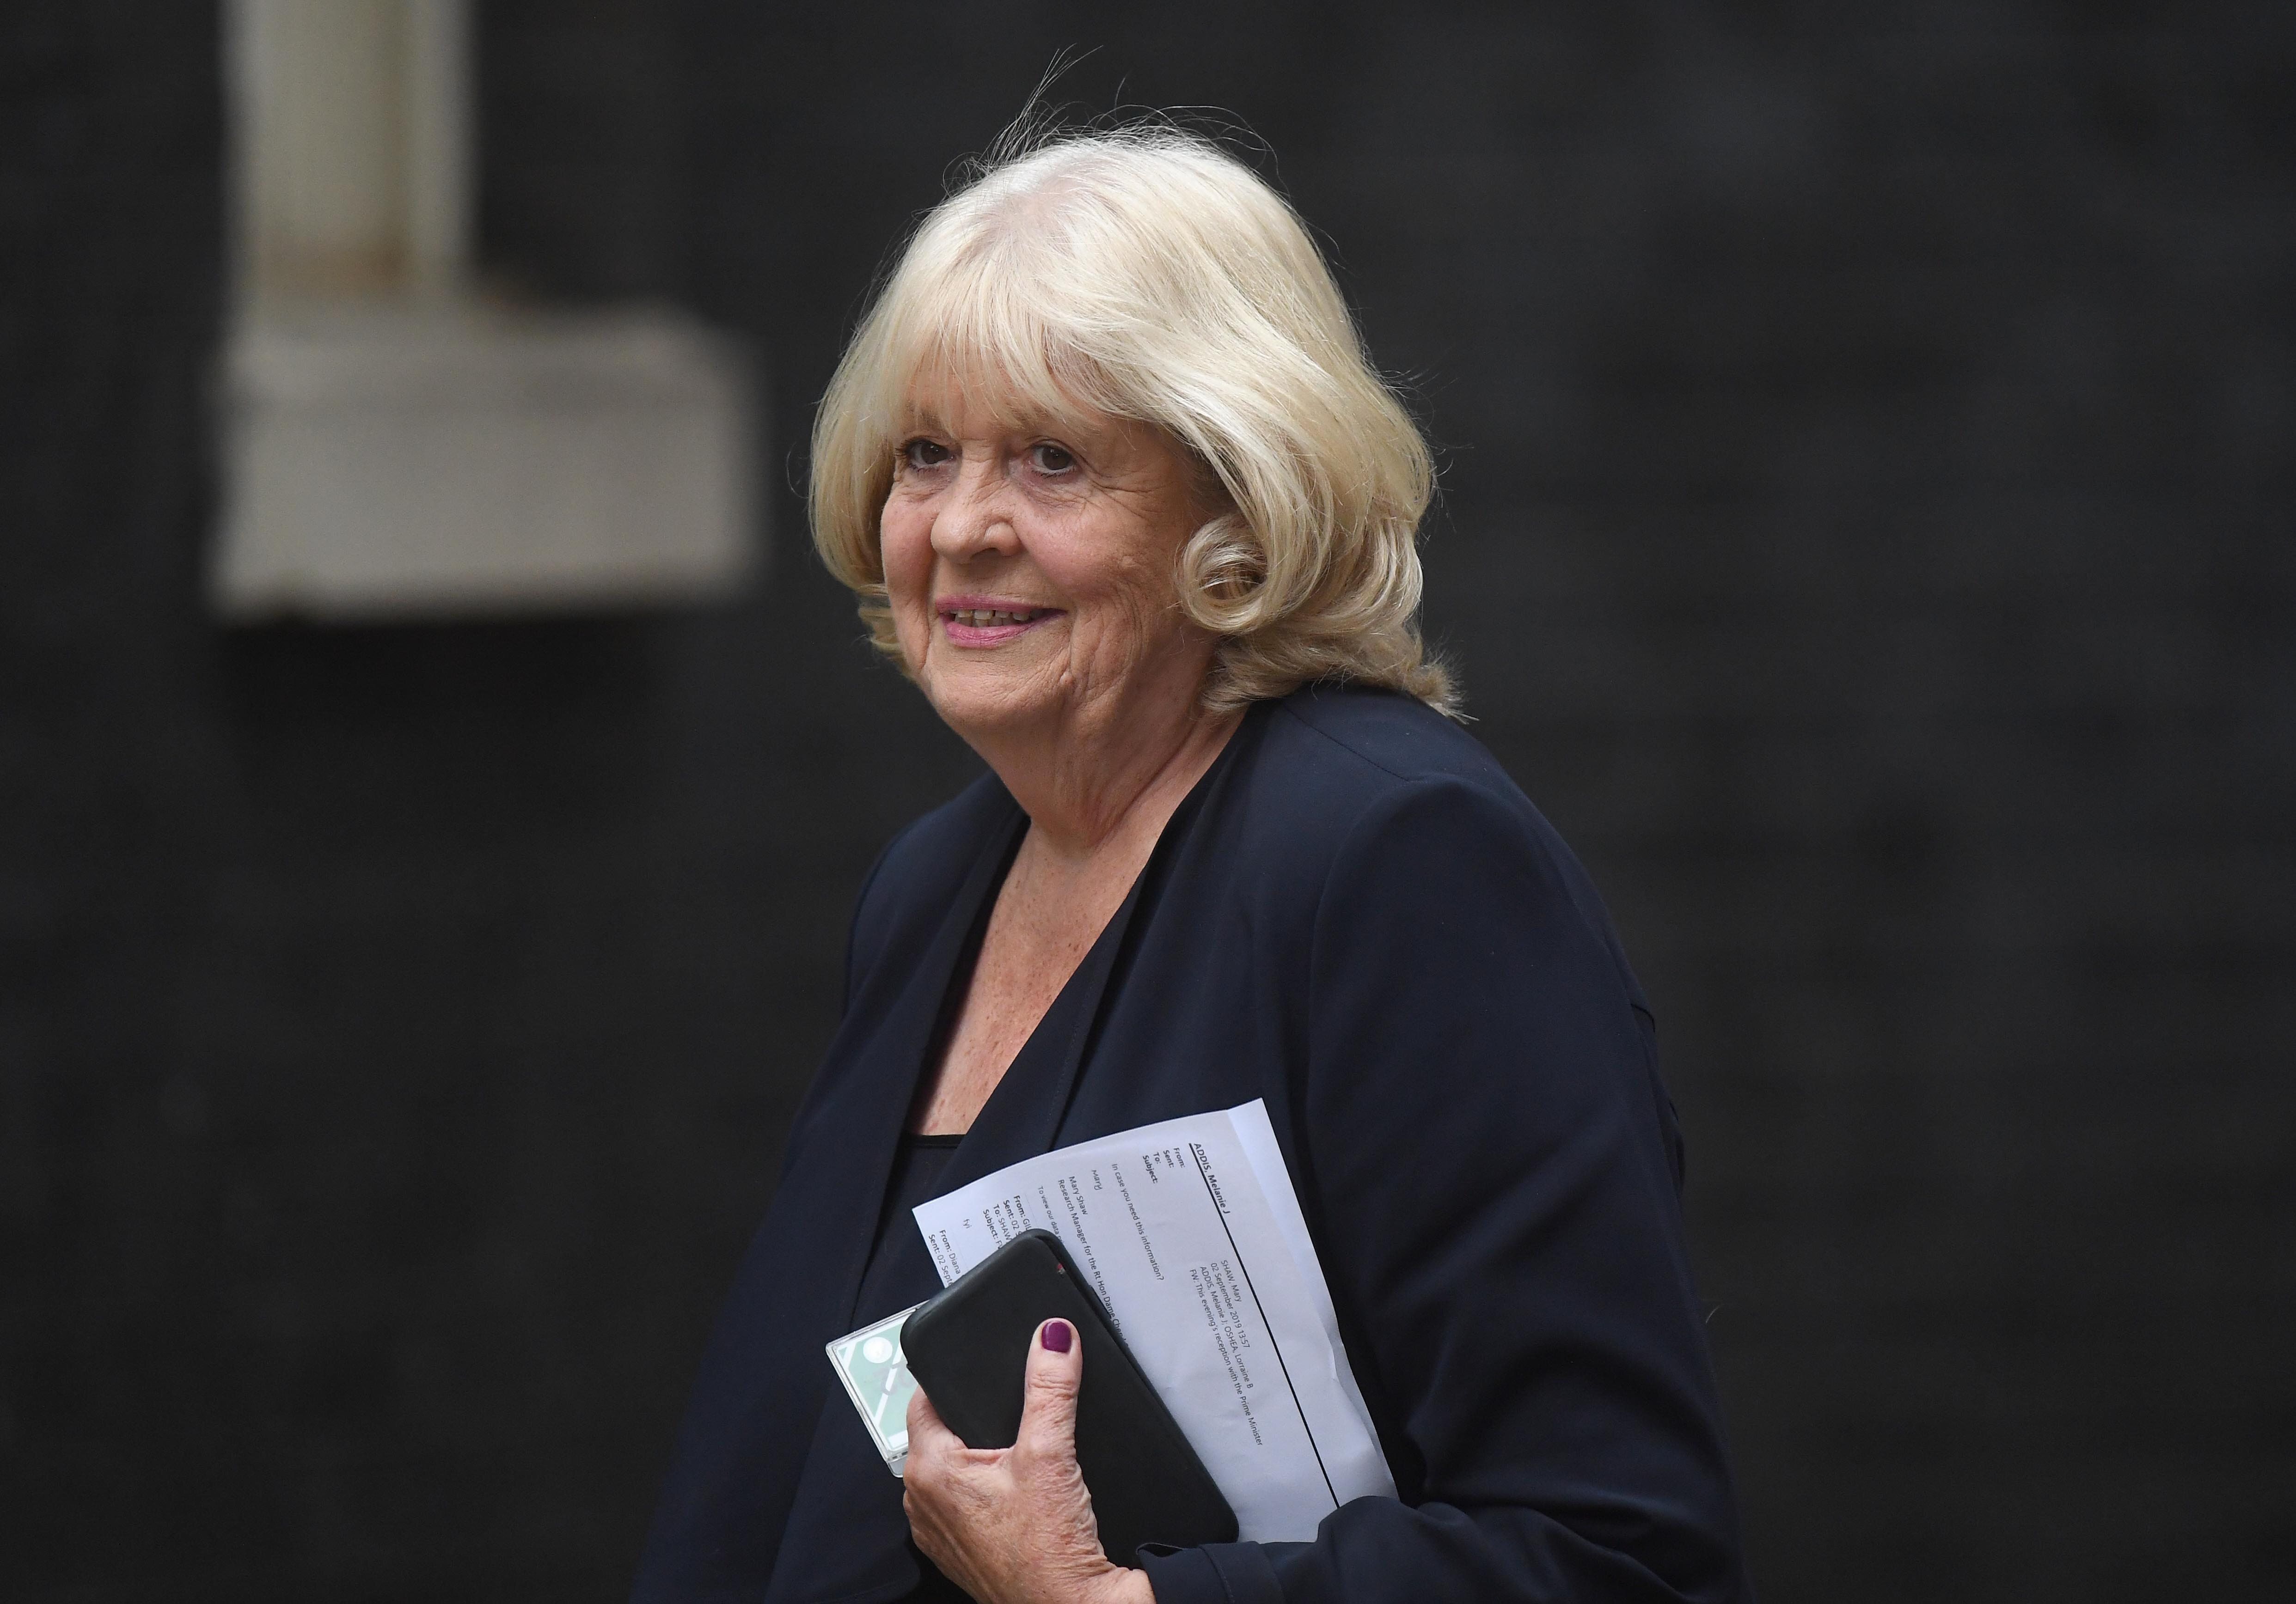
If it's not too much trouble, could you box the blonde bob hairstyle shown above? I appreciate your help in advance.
[809,123,1456,716]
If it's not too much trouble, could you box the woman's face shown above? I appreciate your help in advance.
[880,381,1218,745]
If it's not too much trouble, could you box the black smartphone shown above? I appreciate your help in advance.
[900,1229,1239,1565]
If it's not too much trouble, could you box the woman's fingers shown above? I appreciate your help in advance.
[902,1383,977,1505]
[906,1378,955,1450]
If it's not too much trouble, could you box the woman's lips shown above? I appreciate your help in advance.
[937,601,1060,646]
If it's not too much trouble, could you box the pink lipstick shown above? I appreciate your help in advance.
[937,595,1060,647]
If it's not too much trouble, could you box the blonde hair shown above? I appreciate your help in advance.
[809,122,1456,715]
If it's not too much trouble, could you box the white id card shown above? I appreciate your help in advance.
[825,1304,923,1476]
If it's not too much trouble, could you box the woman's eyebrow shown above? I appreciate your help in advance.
[899,414,1105,446]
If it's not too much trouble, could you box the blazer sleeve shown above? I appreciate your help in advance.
[1139,775,1751,1604]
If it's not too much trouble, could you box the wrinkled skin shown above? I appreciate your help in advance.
[904,1321,1157,1604]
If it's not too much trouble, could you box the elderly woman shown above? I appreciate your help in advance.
[633,127,1751,1604]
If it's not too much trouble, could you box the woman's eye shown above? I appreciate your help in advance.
[1029,443,1077,475]
[900,439,951,470]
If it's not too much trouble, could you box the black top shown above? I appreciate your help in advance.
[631,684,1753,1604]
[861,1135,962,1330]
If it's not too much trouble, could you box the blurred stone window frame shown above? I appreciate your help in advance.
[212,0,760,622]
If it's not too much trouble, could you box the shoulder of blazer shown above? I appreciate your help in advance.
[1264,683,1652,1018]
[1267,683,1520,796]
[1229,684,1538,863]
[1116,685,1535,940]
[845,770,1017,1003]
[1247,686,1649,999]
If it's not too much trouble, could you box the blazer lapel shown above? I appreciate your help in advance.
[789,797,1027,1336]
[934,862,1150,1190]
[757,802,1027,1604]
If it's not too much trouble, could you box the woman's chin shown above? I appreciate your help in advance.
[920,659,1066,738]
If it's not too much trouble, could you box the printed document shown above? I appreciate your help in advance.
[911,1100,1395,1542]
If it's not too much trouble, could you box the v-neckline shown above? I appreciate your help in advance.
[909,815,1149,1141]
[818,706,1267,1337]
[910,717,1258,1147]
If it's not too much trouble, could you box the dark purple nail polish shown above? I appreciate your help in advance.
[1041,1319,1073,1353]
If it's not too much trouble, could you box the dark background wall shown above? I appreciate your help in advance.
[5,2,2290,1600]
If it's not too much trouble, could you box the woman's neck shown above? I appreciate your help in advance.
[906,683,1243,1139]
[967,693,1243,867]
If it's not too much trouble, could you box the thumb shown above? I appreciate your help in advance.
[1015,1317,1083,1459]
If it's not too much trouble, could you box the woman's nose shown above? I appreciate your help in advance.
[929,464,1022,561]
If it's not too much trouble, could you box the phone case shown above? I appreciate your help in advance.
[901,1229,1239,1564]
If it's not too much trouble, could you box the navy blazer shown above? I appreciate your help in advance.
[633,685,1752,1604]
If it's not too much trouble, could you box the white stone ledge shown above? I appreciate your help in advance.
[211,302,761,622]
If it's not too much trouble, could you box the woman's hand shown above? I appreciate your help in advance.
[903,1319,1155,1604]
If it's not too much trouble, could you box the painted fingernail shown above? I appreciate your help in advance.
[1041,1319,1072,1353]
